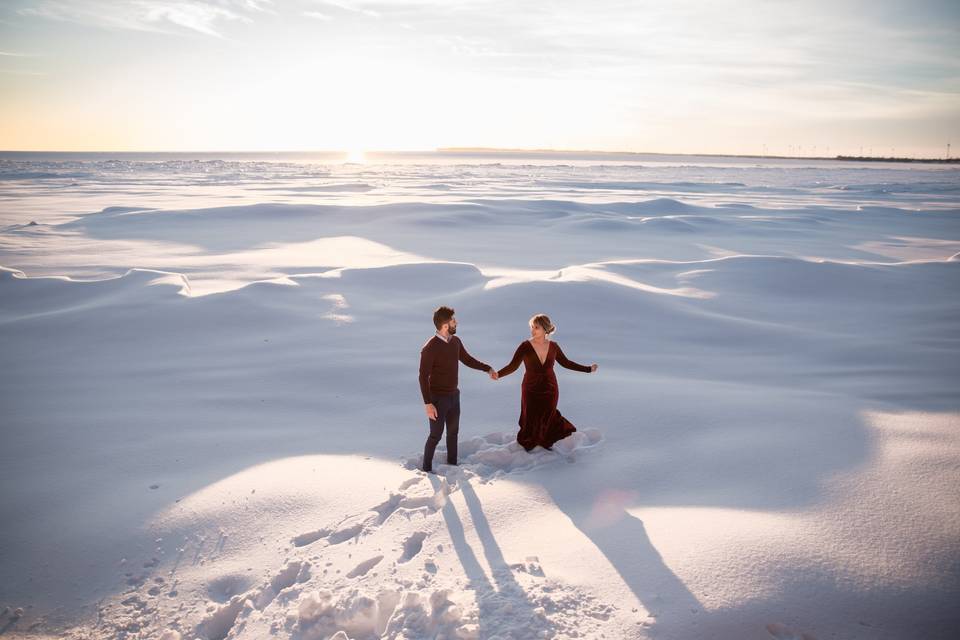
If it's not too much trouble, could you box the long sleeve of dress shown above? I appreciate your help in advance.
[497,343,526,378]
[456,338,492,372]
[555,343,592,373]
[418,346,435,403]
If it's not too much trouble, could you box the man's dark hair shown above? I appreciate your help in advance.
[433,306,455,330]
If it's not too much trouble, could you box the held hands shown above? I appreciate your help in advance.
[590,364,598,373]
[425,403,438,420]
[488,369,499,381]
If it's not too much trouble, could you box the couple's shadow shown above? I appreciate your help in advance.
[427,471,700,638]
[427,474,555,638]
[540,474,703,637]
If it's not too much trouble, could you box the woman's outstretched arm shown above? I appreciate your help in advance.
[497,343,526,378]
[555,343,593,373]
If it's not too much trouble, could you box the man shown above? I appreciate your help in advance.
[418,306,497,473]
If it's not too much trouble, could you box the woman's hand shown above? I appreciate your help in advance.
[590,364,598,373]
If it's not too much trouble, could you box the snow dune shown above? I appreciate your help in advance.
[0,156,958,639]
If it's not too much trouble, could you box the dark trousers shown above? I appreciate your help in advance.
[423,390,460,472]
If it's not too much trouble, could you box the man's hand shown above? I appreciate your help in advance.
[425,403,438,420]
[590,364,599,373]
[488,369,499,380]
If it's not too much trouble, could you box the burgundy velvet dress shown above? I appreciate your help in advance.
[497,341,592,451]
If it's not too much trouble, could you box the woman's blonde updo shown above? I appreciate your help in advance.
[530,314,556,335]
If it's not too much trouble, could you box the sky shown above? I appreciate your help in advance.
[1,0,958,156]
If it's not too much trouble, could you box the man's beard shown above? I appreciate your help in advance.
[449,325,457,335]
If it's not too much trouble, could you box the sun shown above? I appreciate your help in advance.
[344,149,366,163]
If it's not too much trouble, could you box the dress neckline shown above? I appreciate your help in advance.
[528,339,551,367]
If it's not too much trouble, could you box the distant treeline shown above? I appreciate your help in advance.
[438,148,960,164]
[834,155,959,164]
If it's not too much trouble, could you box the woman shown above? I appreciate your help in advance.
[497,314,598,451]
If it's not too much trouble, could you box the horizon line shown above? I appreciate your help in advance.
[0,147,955,163]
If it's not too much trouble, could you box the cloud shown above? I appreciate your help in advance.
[308,0,380,18]
[136,1,251,37]
[18,0,272,37]
[8,0,958,154]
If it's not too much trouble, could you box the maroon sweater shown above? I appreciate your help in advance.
[419,335,491,403]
